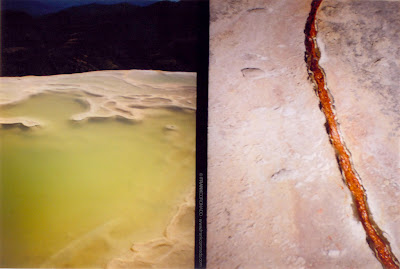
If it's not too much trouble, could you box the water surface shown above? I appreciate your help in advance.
[0,93,195,268]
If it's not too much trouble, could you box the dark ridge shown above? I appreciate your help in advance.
[1,0,161,16]
[1,1,202,76]
[1,0,63,16]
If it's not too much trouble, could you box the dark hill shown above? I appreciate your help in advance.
[1,1,204,76]
[1,0,161,16]
[1,0,63,16]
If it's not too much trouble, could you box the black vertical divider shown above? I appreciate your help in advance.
[195,0,209,268]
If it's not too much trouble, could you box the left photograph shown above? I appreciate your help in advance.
[0,0,207,268]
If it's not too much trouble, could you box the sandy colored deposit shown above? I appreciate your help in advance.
[209,0,399,268]
[0,70,196,268]
[0,69,196,128]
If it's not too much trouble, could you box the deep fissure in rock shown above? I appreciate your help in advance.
[304,0,399,268]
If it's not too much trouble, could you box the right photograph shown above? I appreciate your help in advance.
[208,0,399,268]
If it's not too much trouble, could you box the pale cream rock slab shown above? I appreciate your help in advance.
[318,0,400,259]
[0,117,41,128]
[208,0,381,268]
[0,70,196,127]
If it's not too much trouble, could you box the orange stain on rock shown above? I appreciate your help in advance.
[304,1,399,268]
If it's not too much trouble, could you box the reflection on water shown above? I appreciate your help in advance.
[0,93,195,268]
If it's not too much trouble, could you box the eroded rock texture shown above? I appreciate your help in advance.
[208,0,399,268]
[0,70,196,128]
[317,0,400,260]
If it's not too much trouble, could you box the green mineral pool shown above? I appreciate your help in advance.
[0,92,195,268]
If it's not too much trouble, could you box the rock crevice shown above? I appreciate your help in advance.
[305,1,399,268]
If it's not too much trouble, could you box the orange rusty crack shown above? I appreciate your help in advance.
[304,0,399,268]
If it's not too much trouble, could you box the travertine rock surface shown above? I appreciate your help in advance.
[0,70,196,127]
[208,0,398,268]
[317,0,400,259]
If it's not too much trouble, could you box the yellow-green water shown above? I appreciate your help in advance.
[0,93,195,268]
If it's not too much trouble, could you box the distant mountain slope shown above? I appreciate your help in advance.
[1,1,203,76]
[1,0,63,16]
[1,0,161,16]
